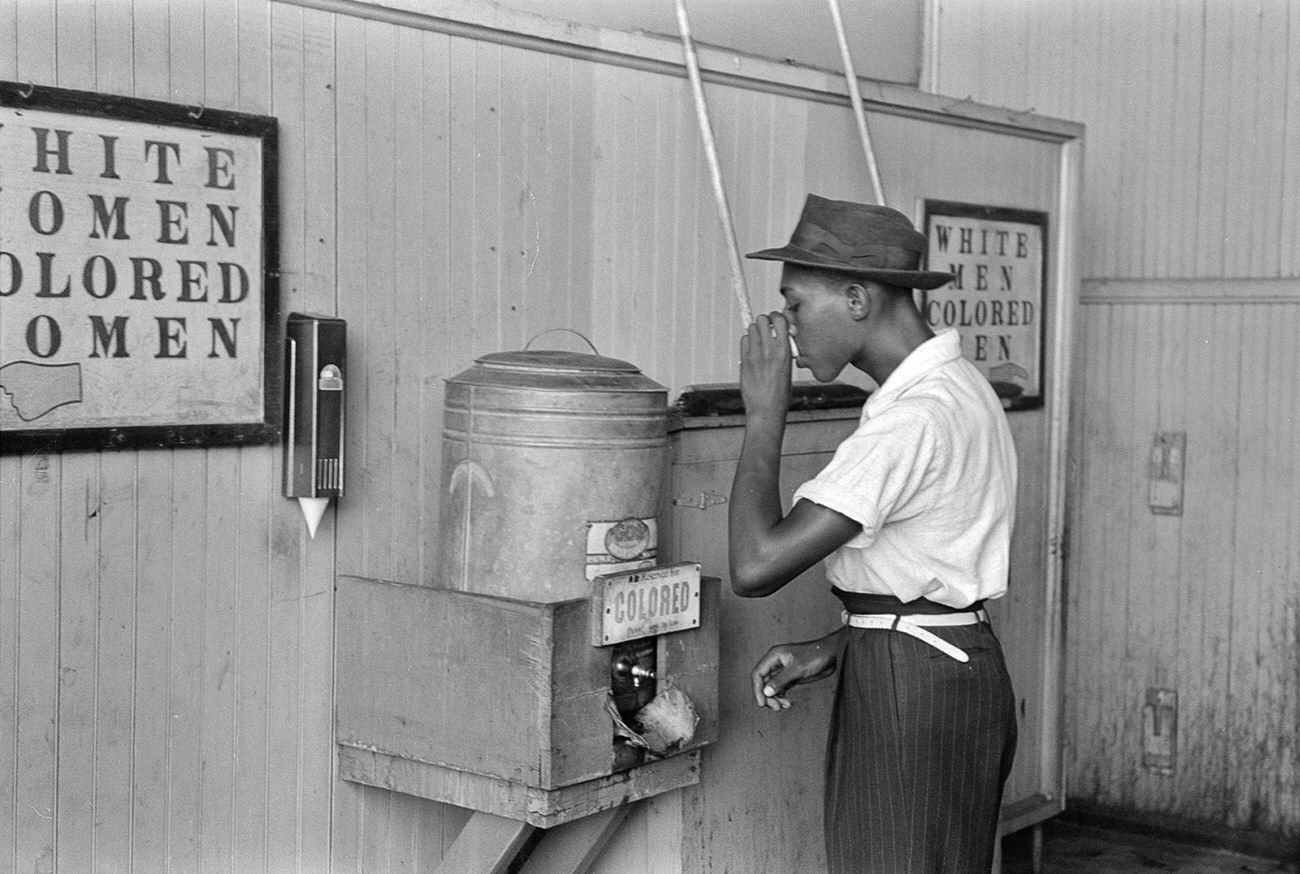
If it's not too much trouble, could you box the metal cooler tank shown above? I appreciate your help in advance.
[438,347,669,601]
[336,345,718,832]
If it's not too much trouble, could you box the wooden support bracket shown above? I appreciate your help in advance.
[432,804,638,874]
[433,811,534,874]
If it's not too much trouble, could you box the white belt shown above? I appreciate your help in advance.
[841,609,988,663]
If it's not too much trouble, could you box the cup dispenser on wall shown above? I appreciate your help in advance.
[335,346,719,828]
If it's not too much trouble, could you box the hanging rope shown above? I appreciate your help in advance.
[826,0,886,205]
[672,0,755,330]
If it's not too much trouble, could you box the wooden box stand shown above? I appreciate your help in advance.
[335,575,719,828]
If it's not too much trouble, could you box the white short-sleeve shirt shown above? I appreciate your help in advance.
[792,329,1018,608]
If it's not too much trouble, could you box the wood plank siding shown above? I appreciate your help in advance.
[1,0,1078,870]
[933,0,1300,839]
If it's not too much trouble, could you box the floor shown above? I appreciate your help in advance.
[1001,819,1298,874]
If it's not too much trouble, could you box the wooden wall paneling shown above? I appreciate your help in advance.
[1222,299,1263,821]
[1108,299,1142,806]
[1123,303,1170,812]
[758,98,801,295]
[471,39,505,355]
[1260,303,1299,831]
[391,23,430,586]
[1153,302,1193,811]
[0,457,18,872]
[551,53,593,345]
[120,0,185,847]
[333,13,380,576]
[687,78,741,381]
[507,46,548,341]
[566,55,597,343]
[0,3,15,79]
[186,8,235,872]
[1074,304,1132,803]
[1122,1,1155,279]
[1235,4,1287,277]
[803,101,869,213]
[1128,5,1160,280]
[1227,303,1284,831]
[1277,305,1300,828]
[674,76,727,382]
[264,483,308,874]
[493,44,527,352]
[331,9,378,863]
[236,0,271,116]
[731,88,787,327]
[1284,14,1300,277]
[1171,3,1208,280]
[685,76,733,383]
[92,453,138,870]
[232,446,273,873]
[328,16,455,871]
[1260,6,1293,275]
[1145,3,1179,280]
[128,450,171,870]
[592,64,644,366]
[1158,6,1192,279]
[43,5,97,869]
[263,0,326,830]
[1139,304,1189,813]
[662,72,703,387]
[164,451,207,872]
[418,28,453,585]
[641,70,675,377]
[1226,303,1266,824]
[200,453,241,871]
[444,34,481,373]
[516,46,553,340]
[1071,304,1107,801]
[591,64,628,362]
[365,17,401,580]
[11,0,53,83]
[666,71,710,388]
[1113,304,1153,806]
[929,0,978,106]
[1194,2,1232,279]
[1062,307,1096,795]
[639,74,677,388]
[52,0,92,87]
[10,453,58,874]
[276,6,338,869]
[1175,304,1238,819]
[52,456,100,872]
[170,0,206,101]
[1098,8,1129,279]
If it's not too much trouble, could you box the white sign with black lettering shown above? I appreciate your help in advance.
[593,562,701,646]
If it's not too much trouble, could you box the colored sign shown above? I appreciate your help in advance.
[0,82,279,451]
[923,201,1048,410]
[593,562,701,645]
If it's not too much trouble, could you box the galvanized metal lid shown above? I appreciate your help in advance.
[449,349,666,394]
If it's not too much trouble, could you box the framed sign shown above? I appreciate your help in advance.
[0,81,279,452]
[922,201,1047,411]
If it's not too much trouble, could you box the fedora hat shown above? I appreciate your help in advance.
[746,194,954,290]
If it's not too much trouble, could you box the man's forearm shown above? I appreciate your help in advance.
[728,410,788,594]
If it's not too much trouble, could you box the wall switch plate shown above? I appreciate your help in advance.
[1148,431,1185,516]
[1142,687,1177,774]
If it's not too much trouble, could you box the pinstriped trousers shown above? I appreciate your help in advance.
[823,619,1017,873]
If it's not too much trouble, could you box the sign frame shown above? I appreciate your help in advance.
[921,200,1048,412]
[591,561,702,646]
[0,81,281,453]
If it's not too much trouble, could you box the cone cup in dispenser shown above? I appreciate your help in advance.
[439,348,669,602]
